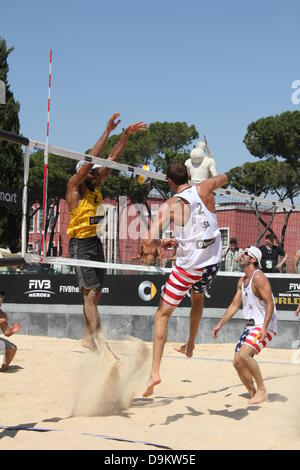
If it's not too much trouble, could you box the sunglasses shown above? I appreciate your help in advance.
[243,250,258,262]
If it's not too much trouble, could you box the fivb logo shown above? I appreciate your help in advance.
[138,281,157,301]
[25,280,55,298]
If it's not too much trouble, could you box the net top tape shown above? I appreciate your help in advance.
[30,138,300,212]
[0,129,299,211]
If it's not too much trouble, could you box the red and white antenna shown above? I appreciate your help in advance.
[40,49,52,262]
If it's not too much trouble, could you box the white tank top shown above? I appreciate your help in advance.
[173,185,222,269]
[242,270,277,333]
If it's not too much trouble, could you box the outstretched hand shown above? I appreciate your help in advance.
[10,322,21,334]
[126,122,147,135]
[106,113,121,132]
[212,325,221,339]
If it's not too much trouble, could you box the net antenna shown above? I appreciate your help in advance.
[40,49,52,262]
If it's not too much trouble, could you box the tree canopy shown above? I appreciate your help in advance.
[100,121,199,204]
[228,112,300,248]
[227,160,299,203]
[0,38,23,251]
[244,111,300,174]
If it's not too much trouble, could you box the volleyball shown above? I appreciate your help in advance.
[136,163,150,184]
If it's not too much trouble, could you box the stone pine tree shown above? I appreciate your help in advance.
[0,38,23,252]
[228,111,300,249]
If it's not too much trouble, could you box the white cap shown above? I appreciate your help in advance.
[76,160,102,173]
[245,246,262,268]
[190,147,205,163]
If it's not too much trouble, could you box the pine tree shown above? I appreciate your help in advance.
[0,37,23,251]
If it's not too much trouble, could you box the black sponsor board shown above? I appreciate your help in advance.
[0,274,299,309]
[0,186,22,209]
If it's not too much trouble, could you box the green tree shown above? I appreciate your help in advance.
[0,38,23,251]
[101,121,198,204]
[228,160,299,247]
[242,111,300,249]
[98,122,198,261]
[27,151,75,253]
[244,111,300,175]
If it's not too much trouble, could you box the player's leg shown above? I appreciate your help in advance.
[238,343,267,403]
[175,292,204,358]
[0,340,17,372]
[82,287,102,350]
[233,350,256,398]
[175,263,219,358]
[143,299,176,397]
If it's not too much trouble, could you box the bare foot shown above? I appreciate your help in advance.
[174,343,195,358]
[248,389,268,405]
[143,375,161,397]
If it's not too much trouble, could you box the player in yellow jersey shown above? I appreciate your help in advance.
[66,113,147,351]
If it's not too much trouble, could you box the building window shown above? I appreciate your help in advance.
[220,227,229,252]
[28,208,34,233]
[38,208,43,233]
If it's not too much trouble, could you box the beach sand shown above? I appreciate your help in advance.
[1,334,300,450]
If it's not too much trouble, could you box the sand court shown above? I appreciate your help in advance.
[0,335,300,450]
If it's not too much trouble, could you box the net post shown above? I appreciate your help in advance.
[21,145,30,256]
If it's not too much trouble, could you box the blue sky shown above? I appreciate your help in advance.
[1,0,300,173]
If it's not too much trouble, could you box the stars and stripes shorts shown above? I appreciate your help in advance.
[235,326,277,354]
[161,263,220,307]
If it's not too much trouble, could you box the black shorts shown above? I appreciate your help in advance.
[69,236,105,290]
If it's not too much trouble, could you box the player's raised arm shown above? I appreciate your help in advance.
[89,112,121,158]
[96,121,147,183]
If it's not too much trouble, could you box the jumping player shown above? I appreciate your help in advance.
[142,163,228,396]
[66,113,146,351]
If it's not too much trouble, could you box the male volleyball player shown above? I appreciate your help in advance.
[131,245,161,266]
[66,113,146,351]
[212,246,277,404]
[142,163,228,396]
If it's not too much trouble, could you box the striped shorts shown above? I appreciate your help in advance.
[161,263,219,307]
[235,326,277,354]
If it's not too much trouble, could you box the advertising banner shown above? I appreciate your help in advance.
[0,186,22,209]
[0,274,299,310]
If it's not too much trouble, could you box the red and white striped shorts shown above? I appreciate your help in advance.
[235,326,277,354]
[161,263,219,307]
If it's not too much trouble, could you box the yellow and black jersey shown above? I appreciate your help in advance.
[67,188,104,239]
